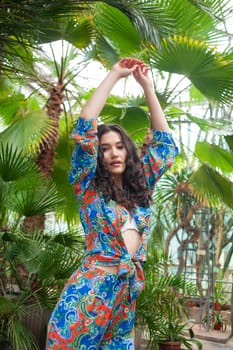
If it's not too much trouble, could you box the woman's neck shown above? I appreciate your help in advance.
[113,175,123,189]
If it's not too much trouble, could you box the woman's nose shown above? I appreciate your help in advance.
[111,147,118,157]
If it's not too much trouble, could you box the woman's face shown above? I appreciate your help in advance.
[100,130,127,181]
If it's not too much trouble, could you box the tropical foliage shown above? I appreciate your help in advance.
[135,246,202,349]
[0,0,232,348]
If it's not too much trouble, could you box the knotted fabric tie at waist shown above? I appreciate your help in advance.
[84,253,145,301]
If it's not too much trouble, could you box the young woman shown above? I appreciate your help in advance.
[46,58,179,349]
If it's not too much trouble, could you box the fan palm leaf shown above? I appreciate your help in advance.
[7,179,63,217]
[187,0,229,21]
[225,135,233,152]
[195,141,233,173]
[0,0,176,77]
[94,3,142,58]
[0,109,55,154]
[0,143,39,224]
[0,143,38,182]
[0,296,39,350]
[149,35,233,104]
[185,113,232,133]
[101,102,150,142]
[167,0,230,40]
[189,164,233,209]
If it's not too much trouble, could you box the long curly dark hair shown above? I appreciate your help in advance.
[93,123,151,210]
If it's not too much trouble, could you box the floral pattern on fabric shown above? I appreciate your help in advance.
[47,264,135,349]
[46,117,178,349]
[68,117,178,268]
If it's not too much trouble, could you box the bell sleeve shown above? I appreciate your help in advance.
[68,117,98,199]
[142,130,179,191]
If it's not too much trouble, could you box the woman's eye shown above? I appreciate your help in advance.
[118,145,124,150]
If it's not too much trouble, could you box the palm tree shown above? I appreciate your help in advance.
[0,142,85,349]
[0,0,232,347]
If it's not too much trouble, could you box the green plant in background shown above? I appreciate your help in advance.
[0,0,232,348]
[214,280,229,308]
[0,142,85,349]
[158,319,202,350]
[0,227,84,349]
[202,311,227,332]
[135,245,202,349]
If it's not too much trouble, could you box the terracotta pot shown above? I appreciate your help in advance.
[214,302,221,311]
[159,341,182,350]
[214,321,222,331]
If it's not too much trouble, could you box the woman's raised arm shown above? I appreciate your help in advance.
[80,59,140,127]
[132,63,171,132]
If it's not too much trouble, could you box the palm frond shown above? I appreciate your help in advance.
[149,35,233,105]
[167,0,230,42]
[225,135,233,152]
[186,113,232,133]
[48,230,84,251]
[93,35,120,68]
[190,164,233,209]
[0,143,39,182]
[64,19,94,49]
[0,94,25,125]
[0,109,56,154]
[96,0,175,46]
[7,179,63,217]
[38,243,82,281]
[195,141,233,173]
[94,3,142,57]
[52,127,81,224]
[8,316,39,350]
[187,0,230,21]
[0,296,39,350]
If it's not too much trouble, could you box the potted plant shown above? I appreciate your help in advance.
[157,319,202,350]
[202,311,227,332]
[135,246,202,350]
[213,277,229,311]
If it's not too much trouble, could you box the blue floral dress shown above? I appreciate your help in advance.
[46,117,179,349]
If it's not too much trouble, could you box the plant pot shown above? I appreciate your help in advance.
[22,305,52,350]
[214,302,221,311]
[159,341,182,350]
[214,321,222,331]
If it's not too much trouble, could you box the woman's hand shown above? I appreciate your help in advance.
[133,63,153,90]
[112,58,144,78]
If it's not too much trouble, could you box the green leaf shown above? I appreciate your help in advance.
[0,109,55,153]
[195,141,233,173]
[94,35,120,68]
[101,104,124,124]
[94,3,141,56]
[65,19,93,49]
[225,135,233,152]
[38,243,81,280]
[190,164,233,209]
[0,95,25,125]
[7,179,63,217]
[0,296,16,314]
[120,106,150,140]
[189,85,206,102]
[186,114,232,132]
[150,35,233,104]
[0,143,38,182]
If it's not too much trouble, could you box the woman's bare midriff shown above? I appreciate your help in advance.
[93,229,142,274]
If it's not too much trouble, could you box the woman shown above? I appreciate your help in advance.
[46,58,179,349]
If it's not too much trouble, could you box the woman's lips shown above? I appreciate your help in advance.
[110,161,122,167]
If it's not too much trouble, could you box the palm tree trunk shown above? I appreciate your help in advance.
[23,82,64,233]
[37,82,64,178]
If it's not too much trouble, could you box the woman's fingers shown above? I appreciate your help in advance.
[119,58,144,68]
